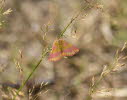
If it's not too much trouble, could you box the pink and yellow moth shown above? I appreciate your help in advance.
[49,39,79,61]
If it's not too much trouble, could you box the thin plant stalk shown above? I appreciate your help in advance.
[12,49,49,100]
[58,11,81,39]
[12,3,93,99]
[12,9,82,100]
[86,48,126,100]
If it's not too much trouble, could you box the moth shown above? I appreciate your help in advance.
[49,39,79,61]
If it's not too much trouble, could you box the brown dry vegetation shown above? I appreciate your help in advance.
[0,0,127,100]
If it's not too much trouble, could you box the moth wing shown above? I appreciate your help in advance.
[48,40,62,61]
[62,40,79,56]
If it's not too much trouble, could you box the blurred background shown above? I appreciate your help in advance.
[0,0,127,100]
